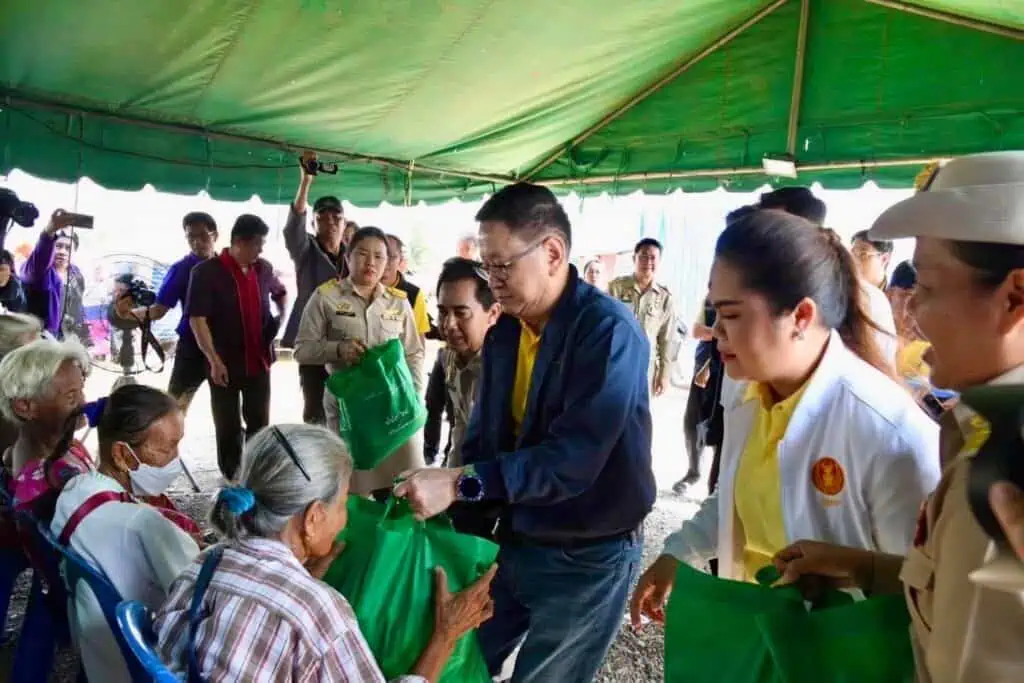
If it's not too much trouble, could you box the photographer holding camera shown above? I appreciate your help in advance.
[115,212,218,411]
[281,151,348,426]
[21,209,89,343]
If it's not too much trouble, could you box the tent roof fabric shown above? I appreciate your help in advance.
[1,0,1022,205]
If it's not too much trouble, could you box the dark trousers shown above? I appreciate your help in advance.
[298,363,328,425]
[209,372,271,480]
[478,536,641,682]
[167,351,207,411]
[682,385,704,481]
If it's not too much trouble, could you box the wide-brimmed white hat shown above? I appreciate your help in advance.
[869,151,1024,244]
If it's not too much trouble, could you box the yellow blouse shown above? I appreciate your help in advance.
[734,381,808,581]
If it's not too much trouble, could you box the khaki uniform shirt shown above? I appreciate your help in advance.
[440,347,482,469]
[607,275,675,386]
[294,278,425,494]
[901,366,1024,683]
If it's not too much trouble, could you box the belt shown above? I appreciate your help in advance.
[498,525,640,549]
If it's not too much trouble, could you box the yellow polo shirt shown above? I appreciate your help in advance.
[511,322,542,436]
[734,381,808,581]
[897,339,931,380]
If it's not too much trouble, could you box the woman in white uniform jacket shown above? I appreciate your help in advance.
[631,209,940,623]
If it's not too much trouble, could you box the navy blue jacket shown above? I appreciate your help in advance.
[461,267,656,542]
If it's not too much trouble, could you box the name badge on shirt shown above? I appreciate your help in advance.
[383,310,403,322]
[335,301,356,317]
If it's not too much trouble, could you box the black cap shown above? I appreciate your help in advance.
[313,196,343,214]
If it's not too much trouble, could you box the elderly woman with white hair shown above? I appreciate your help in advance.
[0,337,92,519]
[0,312,45,455]
[155,423,496,682]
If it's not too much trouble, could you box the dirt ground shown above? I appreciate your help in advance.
[0,355,707,682]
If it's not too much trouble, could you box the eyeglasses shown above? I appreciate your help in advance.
[476,239,545,282]
[271,426,311,482]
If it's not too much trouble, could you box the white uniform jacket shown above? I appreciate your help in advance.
[664,331,941,580]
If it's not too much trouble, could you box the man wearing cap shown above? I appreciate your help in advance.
[608,238,676,396]
[281,151,348,426]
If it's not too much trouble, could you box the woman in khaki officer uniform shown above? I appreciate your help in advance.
[294,226,425,496]
[773,152,1024,683]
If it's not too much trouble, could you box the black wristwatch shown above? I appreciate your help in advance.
[456,466,485,502]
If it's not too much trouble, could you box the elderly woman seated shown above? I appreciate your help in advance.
[51,383,201,683]
[0,312,45,456]
[0,337,92,518]
[155,424,496,682]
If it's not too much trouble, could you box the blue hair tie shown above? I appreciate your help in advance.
[83,397,108,428]
[219,487,256,515]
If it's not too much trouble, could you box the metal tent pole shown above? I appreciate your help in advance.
[522,0,792,180]
[786,0,811,156]
[864,0,1023,41]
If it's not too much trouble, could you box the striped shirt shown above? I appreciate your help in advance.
[154,538,424,683]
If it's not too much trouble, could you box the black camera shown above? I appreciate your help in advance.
[298,156,339,176]
[0,188,40,252]
[117,274,157,307]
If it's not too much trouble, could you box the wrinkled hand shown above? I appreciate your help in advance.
[300,150,317,178]
[772,540,871,589]
[653,374,668,397]
[991,482,1024,562]
[208,356,229,387]
[629,554,679,629]
[433,564,497,645]
[394,468,459,521]
[47,209,74,234]
[338,339,367,366]
[306,540,346,580]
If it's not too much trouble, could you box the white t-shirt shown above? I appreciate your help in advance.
[859,281,898,368]
[51,472,199,683]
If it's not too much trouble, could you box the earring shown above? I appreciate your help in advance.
[796,329,805,340]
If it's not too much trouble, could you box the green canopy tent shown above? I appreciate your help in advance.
[1,0,1022,206]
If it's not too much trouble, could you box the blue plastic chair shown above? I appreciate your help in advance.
[34,519,150,682]
[115,601,178,683]
[8,513,72,683]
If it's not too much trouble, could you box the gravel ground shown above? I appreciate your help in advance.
[0,358,702,682]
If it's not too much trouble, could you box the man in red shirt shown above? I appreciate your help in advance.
[187,215,287,479]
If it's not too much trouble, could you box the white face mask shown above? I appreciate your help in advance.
[125,444,182,496]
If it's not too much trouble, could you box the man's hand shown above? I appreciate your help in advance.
[337,339,367,366]
[300,150,317,179]
[653,373,668,397]
[207,355,229,387]
[394,467,461,521]
[991,482,1024,562]
[47,209,74,235]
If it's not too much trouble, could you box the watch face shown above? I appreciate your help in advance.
[459,475,483,501]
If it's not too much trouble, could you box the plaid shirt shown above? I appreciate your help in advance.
[154,538,424,683]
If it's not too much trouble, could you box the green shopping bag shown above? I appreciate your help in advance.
[325,338,426,470]
[323,496,498,683]
[664,563,915,683]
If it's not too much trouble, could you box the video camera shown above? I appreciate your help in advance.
[0,188,40,252]
[298,155,339,176]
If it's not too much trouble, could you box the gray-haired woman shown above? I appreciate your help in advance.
[0,312,44,455]
[154,424,496,682]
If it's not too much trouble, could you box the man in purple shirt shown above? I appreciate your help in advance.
[115,212,218,410]
[21,209,88,342]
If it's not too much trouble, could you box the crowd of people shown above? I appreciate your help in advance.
[0,150,1022,683]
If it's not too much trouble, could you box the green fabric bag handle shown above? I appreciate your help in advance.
[379,492,456,532]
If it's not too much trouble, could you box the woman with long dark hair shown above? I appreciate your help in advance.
[630,208,939,624]
[773,152,1024,682]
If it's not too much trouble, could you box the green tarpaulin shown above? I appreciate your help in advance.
[1,0,1022,204]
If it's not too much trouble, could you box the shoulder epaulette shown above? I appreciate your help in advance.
[387,286,408,299]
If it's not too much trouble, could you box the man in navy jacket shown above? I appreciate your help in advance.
[397,183,655,683]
